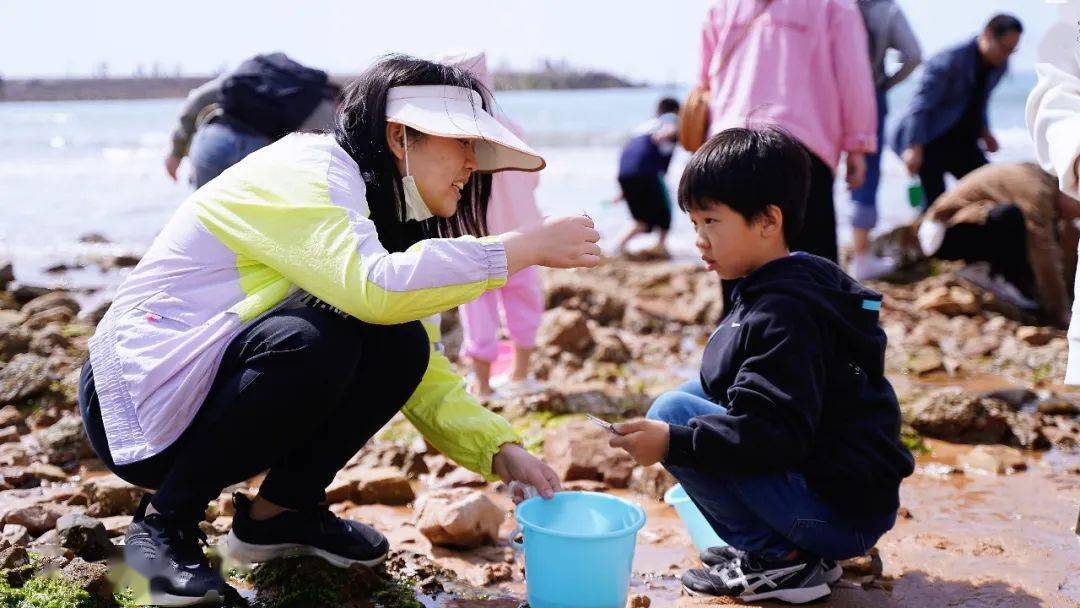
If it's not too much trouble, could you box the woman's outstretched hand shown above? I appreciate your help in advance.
[492,443,562,503]
[502,215,602,275]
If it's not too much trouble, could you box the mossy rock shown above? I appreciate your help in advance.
[250,556,421,608]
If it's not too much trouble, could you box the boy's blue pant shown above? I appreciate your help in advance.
[648,381,896,560]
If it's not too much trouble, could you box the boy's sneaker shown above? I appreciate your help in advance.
[848,252,897,282]
[223,493,388,568]
[681,552,831,604]
[123,495,227,606]
[701,546,843,585]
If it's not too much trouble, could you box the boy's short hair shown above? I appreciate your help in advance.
[657,97,680,115]
[985,14,1022,38]
[678,127,810,246]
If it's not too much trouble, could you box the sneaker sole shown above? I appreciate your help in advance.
[682,583,831,604]
[823,563,843,585]
[222,531,388,569]
[147,589,223,607]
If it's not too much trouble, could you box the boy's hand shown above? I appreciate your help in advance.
[492,443,562,502]
[609,419,670,467]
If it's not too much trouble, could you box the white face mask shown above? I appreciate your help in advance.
[401,129,435,223]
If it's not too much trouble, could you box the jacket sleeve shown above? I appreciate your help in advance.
[192,163,508,325]
[169,75,226,159]
[1027,21,1080,198]
[882,6,922,91]
[665,297,826,473]
[895,54,954,151]
[829,0,877,154]
[402,347,521,480]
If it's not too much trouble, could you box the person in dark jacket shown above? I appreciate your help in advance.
[891,14,1022,206]
[610,128,913,604]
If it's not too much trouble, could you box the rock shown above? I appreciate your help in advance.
[476,562,514,585]
[1,524,29,547]
[84,474,143,517]
[1006,411,1047,450]
[593,329,631,364]
[56,513,111,560]
[1016,325,1056,346]
[0,405,23,428]
[415,489,504,549]
[423,454,458,478]
[61,558,113,604]
[0,426,18,444]
[543,420,636,487]
[0,353,51,403]
[33,415,94,465]
[20,291,79,320]
[960,335,1001,358]
[11,286,51,307]
[27,462,68,482]
[22,306,75,331]
[907,347,944,375]
[914,286,979,316]
[429,466,487,489]
[0,544,29,570]
[0,262,12,292]
[324,475,355,505]
[628,594,652,608]
[29,324,70,355]
[348,467,415,505]
[563,479,610,492]
[0,444,30,466]
[2,503,69,536]
[349,439,428,478]
[537,308,595,356]
[629,464,676,501]
[78,233,111,244]
[0,319,30,361]
[98,515,132,537]
[841,547,883,578]
[958,445,1027,475]
[1036,396,1080,416]
[981,388,1037,410]
[904,390,1012,443]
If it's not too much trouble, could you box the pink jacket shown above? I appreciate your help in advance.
[700,0,877,169]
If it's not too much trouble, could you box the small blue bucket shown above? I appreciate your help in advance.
[512,492,645,608]
[663,483,728,553]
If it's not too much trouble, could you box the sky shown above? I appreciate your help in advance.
[0,0,1068,83]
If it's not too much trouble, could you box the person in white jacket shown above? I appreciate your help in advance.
[1026,0,1080,383]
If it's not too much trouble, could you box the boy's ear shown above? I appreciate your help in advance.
[759,204,784,239]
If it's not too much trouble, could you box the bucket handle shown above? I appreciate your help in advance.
[508,523,524,553]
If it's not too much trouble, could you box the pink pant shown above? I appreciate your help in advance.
[458,266,543,362]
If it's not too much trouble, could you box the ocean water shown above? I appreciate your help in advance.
[0,72,1040,293]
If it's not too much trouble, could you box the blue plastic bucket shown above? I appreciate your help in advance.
[512,492,645,608]
[663,483,727,553]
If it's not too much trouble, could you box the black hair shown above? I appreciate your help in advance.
[334,54,493,253]
[678,127,810,245]
[986,14,1022,38]
[657,97,680,116]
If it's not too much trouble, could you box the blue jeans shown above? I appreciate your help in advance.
[849,89,888,230]
[648,381,896,560]
[188,122,270,188]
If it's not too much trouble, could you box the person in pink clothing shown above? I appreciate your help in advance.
[441,51,545,398]
[698,0,878,262]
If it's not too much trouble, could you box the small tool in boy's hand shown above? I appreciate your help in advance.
[585,413,620,435]
[608,418,670,467]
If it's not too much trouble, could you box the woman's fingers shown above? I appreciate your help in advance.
[543,465,563,493]
[528,466,556,499]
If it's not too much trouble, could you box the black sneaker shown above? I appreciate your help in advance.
[702,547,842,585]
[123,494,226,606]
[700,545,745,567]
[223,493,389,568]
[681,552,830,604]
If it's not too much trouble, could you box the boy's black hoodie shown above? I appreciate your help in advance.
[665,253,915,517]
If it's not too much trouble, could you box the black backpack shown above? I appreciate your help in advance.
[220,53,328,140]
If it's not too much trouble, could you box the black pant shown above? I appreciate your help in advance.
[919,135,988,207]
[79,306,430,523]
[791,148,839,263]
[936,203,1036,296]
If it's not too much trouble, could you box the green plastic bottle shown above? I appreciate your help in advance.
[907,179,924,209]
